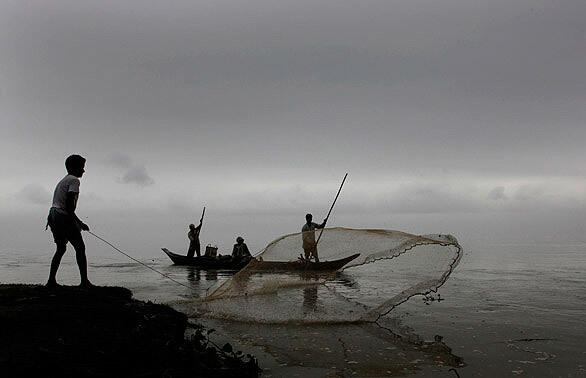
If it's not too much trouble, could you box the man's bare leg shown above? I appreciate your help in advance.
[47,243,67,287]
[70,237,92,287]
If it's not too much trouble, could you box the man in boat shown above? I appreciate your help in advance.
[232,236,252,260]
[187,220,202,258]
[46,154,92,288]
[301,213,327,262]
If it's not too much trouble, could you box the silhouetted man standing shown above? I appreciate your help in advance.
[46,154,92,288]
[187,220,202,258]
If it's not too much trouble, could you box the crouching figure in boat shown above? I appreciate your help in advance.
[232,236,252,260]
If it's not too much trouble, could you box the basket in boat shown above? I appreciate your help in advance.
[205,245,218,257]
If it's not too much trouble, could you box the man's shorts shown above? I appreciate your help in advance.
[47,207,82,244]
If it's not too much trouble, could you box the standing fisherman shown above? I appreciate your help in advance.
[46,154,92,288]
[187,208,205,258]
[187,221,202,258]
[300,174,347,263]
[301,213,327,262]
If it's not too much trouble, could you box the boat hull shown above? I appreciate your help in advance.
[246,253,360,272]
[161,248,251,269]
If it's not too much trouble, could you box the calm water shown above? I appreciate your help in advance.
[1,241,584,377]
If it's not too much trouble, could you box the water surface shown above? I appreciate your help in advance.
[1,241,584,376]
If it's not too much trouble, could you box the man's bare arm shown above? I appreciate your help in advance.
[66,192,89,231]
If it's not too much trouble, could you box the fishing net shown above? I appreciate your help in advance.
[196,228,462,323]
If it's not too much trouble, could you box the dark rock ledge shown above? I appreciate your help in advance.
[0,284,260,377]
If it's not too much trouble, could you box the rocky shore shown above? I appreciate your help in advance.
[0,284,260,377]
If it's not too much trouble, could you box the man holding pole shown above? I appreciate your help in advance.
[301,213,327,262]
[301,173,348,263]
[187,207,205,258]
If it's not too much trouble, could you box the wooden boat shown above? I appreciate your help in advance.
[245,253,360,272]
[161,248,252,270]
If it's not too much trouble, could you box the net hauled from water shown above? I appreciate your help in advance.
[196,228,462,323]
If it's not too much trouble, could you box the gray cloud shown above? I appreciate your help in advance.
[487,186,507,201]
[381,185,482,214]
[17,184,51,205]
[105,152,155,187]
[514,185,546,202]
[120,165,155,187]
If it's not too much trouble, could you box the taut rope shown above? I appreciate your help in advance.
[88,231,191,290]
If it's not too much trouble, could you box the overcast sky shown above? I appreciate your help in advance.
[1,0,585,257]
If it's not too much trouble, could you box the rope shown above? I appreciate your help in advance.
[88,231,192,290]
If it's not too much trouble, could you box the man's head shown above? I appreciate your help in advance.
[305,213,313,223]
[236,236,244,244]
[189,224,195,230]
[65,154,86,177]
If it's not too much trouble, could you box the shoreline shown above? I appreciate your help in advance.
[0,284,260,377]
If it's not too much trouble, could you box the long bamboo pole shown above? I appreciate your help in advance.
[200,207,206,223]
[315,173,348,246]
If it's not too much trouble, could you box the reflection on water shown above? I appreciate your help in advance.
[184,266,234,286]
[332,271,359,288]
[186,267,200,284]
[302,286,318,313]
[301,272,359,314]
[205,270,217,281]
